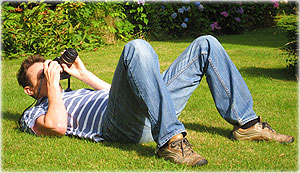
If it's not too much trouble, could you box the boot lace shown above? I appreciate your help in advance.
[171,137,194,157]
[261,122,276,132]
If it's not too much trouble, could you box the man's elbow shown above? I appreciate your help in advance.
[53,125,67,136]
[34,123,67,136]
[47,123,67,136]
[34,115,68,136]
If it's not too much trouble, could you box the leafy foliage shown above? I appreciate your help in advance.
[1,1,297,59]
[275,13,298,74]
[1,1,134,59]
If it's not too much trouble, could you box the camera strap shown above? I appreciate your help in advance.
[65,77,72,92]
[18,76,44,128]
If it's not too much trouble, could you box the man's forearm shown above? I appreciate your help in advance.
[61,57,111,91]
[43,85,68,135]
[78,70,111,91]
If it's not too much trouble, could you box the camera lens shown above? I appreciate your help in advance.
[53,48,78,80]
[61,48,78,67]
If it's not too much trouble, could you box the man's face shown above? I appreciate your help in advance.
[25,62,48,99]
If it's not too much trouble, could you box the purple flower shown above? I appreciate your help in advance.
[171,12,177,19]
[181,22,187,29]
[236,7,244,14]
[210,24,215,31]
[178,7,185,14]
[220,11,229,17]
[137,0,145,5]
[234,17,241,22]
[184,18,189,22]
[161,5,165,10]
[210,22,221,31]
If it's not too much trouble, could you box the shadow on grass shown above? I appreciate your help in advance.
[2,111,157,157]
[239,67,296,81]
[102,142,156,158]
[217,28,286,48]
[153,28,286,49]
[184,122,232,139]
[2,111,29,134]
[100,122,234,157]
[2,111,19,122]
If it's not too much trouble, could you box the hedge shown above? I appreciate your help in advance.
[2,1,134,59]
[1,1,297,59]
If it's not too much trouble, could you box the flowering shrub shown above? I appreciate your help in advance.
[125,1,296,39]
[2,1,297,59]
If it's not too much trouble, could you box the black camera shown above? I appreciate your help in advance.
[50,48,78,80]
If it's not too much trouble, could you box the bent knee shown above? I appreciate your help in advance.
[123,39,158,66]
[125,39,149,50]
[196,35,218,42]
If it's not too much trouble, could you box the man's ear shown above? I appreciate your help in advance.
[24,86,34,96]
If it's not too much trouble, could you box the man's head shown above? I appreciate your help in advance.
[17,55,46,99]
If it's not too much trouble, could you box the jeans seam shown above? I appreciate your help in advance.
[208,57,242,124]
[165,54,200,87]
[127,65,158,127]
[159,129,186,147]
[241,115,258,125]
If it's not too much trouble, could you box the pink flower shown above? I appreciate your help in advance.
[272,0,279,8]
[137,0,145,5]
[220,11,229,17]
[210,22,222,31]
[214,22,221,30]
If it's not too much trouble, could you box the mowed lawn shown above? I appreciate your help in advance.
[2,27,298,171]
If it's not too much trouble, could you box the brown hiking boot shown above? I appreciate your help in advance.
[231,117,294,143]
[157,134,207,166]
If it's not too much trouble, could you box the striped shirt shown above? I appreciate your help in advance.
[20,88,109,142]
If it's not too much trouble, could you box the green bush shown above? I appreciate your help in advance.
[275,14,298,74]
[2,1,297,59]
[1,1,134,59]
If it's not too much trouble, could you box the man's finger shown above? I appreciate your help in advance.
[43,60,52,71]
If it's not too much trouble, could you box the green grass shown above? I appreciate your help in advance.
[2,27,298,171]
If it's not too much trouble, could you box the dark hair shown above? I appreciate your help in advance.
[17,55,45,88]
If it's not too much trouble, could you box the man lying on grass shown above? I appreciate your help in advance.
[17,35,294,167]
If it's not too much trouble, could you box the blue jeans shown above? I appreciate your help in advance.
[101,35,258,147]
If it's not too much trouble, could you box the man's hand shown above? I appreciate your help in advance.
[61,56,87,80]
[43,60,63,89]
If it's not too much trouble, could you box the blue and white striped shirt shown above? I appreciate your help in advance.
[20,89,109,142]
